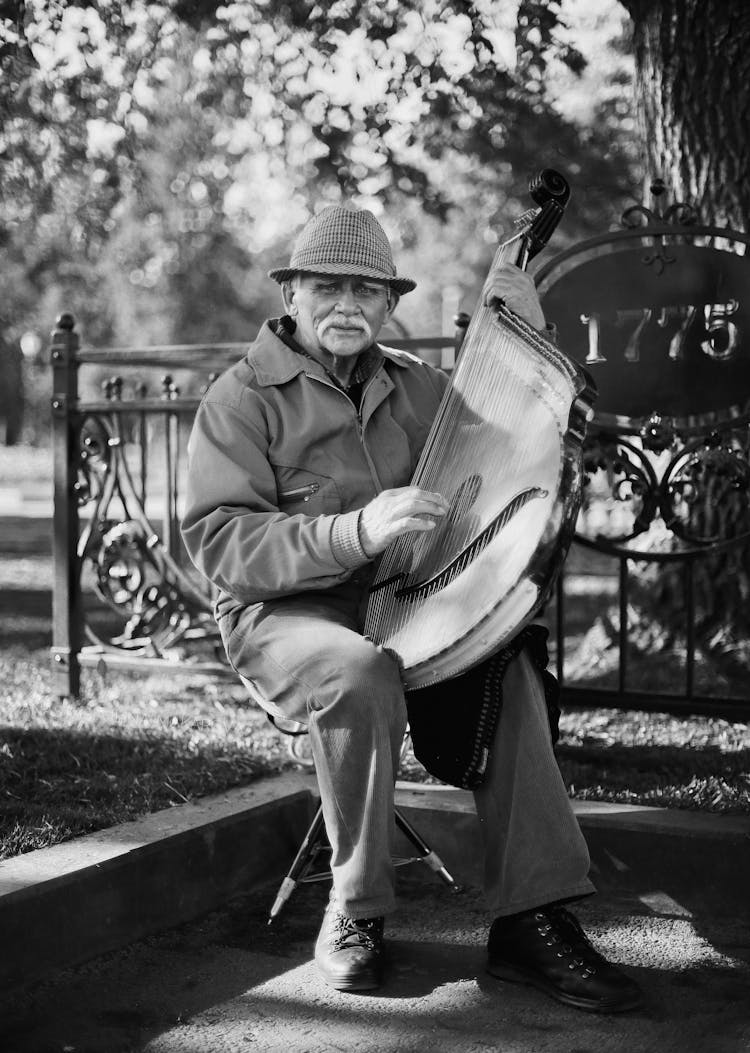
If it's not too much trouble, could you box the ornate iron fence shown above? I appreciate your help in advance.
[537,181,750,717]
[49,185,750,716]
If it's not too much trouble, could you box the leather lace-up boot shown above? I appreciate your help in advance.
[314,899,385,991]
[487,904,642,1013]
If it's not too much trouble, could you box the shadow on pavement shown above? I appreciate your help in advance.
[1,872,749,1053]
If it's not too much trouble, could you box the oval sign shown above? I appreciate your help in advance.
[536,232,750,427]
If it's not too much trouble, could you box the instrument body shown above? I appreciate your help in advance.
[364,171,597,689]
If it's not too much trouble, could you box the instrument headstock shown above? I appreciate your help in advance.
[529,169,571,209]
[522,169,571,263]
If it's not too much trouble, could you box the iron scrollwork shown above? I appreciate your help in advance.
[639,411,676,453]
[579,423,750,555]
[621,178,700,230]
[582,434,660,545]
[74,381,218,660]
[93,519,193,651]
[74,416,111,506]
[662,432,750,546]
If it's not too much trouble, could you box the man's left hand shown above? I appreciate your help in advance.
[481,261,546,331]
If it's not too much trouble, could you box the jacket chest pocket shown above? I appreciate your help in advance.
[273,466,341,515]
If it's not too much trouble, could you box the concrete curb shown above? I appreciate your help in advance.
[1,775,749,993]
[0,773,317,992]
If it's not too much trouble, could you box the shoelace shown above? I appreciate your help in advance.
[330,913,383,952]
[536,907,602,979]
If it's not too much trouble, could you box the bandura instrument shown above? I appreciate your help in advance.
[364,169,596,689]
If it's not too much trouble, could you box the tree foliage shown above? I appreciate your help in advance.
[0,0,636,401]
[1,1,635,241]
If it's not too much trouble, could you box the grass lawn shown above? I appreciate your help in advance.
[3,634,748,864]
[0,539,298,861]
[3,594,749,862]
[0,643,292,860]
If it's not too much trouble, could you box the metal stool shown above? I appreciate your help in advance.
[266,714,459,923]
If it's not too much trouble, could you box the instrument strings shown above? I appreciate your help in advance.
[364,180,590,686]
[368,304,534,649]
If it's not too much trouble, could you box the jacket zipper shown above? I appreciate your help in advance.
[308,374,384,493]
[278,482,320,503]
[357,375,384,492]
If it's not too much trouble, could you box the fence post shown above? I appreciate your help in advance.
[453,311,470,366]
[49,313,82,699]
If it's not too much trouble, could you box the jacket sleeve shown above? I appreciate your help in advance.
[180,388,364,603]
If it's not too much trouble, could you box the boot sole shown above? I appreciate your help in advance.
[316,966,382,992]
[487,961,642,1014]
[315,953,383,992]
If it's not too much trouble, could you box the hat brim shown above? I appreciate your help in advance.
[268,262,416,295]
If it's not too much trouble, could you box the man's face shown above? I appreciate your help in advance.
[285,273,395,360]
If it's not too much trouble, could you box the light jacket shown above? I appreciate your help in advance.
[181,320,449,625]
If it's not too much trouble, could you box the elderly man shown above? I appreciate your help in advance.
[181,205,641,1012]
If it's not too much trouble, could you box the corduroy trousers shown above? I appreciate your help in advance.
[223,589,595,920]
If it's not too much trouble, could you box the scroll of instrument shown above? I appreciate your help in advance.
[365,169,597,689]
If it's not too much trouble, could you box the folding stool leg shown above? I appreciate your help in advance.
[394,806,458,890]
[268,801,460,922]
[267,803,328,924]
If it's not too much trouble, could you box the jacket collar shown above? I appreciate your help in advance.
[247,319,410,388]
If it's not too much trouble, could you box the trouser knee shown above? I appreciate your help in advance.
[311,640,406,731]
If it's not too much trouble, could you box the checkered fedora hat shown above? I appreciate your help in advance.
[268,205,416,294]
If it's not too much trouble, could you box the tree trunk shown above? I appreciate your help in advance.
[621,0,750,228]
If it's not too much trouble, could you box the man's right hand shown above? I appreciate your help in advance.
[359,487,449,557]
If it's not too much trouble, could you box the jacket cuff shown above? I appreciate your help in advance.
[331,509,371,569]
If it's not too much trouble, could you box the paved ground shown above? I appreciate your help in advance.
[1,867,748,1053]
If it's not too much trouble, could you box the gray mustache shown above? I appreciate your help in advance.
[323,318,370,334]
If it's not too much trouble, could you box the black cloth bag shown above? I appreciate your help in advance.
[405,624,561,790]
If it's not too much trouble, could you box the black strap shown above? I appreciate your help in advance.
[405,625,560,790]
